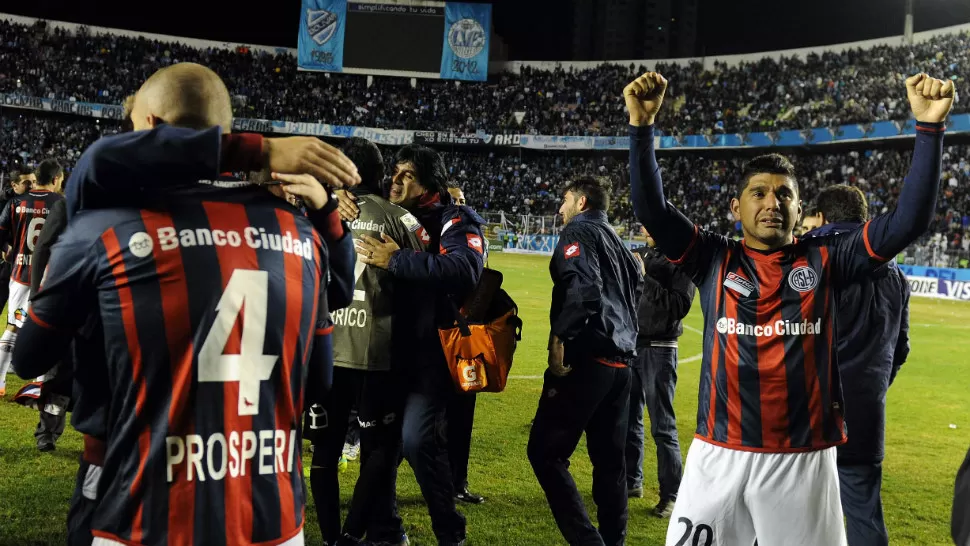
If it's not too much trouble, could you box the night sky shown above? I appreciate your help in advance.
[2,0,970,60]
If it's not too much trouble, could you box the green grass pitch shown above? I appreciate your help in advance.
[0,252,966,545]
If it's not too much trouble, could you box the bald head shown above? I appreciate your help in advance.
[131,63,233,133]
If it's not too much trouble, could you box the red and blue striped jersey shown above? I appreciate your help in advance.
[29,185,328,545]
[670,227,891,452]
[629,122,945,454]
[0,190,65,284]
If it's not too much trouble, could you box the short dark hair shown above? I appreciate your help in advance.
[739,153,797,196]
[816,185,869,223]
[564,175,612,212]
[35,159,63,187]
[395,145,448,196]
[802,199,818,217]
[342,137,385,195]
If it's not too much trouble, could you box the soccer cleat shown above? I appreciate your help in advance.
[627,487,643,498]
[455,487,484,504]
[342,441,360,461]
[653,499,675,518]
[37,439,55,452]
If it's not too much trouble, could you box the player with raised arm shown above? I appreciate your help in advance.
[0,159,64,397]
[13,63,340,546]
[625,71,952,545]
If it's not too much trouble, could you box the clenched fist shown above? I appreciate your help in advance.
[906,73,956,124]
[624,72,668,127]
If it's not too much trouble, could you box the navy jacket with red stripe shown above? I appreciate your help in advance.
[550,209,641,365]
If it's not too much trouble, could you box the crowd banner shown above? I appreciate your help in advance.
[4,93,970,150]
[298,0,347,73]
[439,3,491,81]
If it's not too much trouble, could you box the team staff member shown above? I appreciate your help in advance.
[803,185,910,546]
[626,71,950,545]
[528,176,641,546]
[626,225,694,518]
[301,137,424,546]
[444,182,484,505]
[357,145,486,546]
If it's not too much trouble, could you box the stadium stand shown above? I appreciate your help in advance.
[2,15,970,267]
[2,16,970,136]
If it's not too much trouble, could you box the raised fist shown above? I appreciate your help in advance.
[906,73,956,124]
[623,72,668,127]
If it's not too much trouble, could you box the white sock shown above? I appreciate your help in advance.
[0,330,19,386]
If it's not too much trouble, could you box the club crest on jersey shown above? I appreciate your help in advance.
[306,9,338,46]
[724,272,756,297]
[564,242,581,259]
[788,266,819,293]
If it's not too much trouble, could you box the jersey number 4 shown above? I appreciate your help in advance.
[198,269,279,416]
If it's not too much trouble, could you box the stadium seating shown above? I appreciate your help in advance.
[2,18,970,136]
[2,17,970,266]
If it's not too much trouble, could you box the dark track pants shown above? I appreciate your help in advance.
[528,364,632,546]
[307,367,405,544]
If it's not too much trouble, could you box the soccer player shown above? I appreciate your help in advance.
[296,137,424,546]
[528,176,641,546]
[803,185,910,546]
[626,225,694,517]
[356,145,486,546]
[0,159,65,397]
[625,71,952,545]
[14,63,341,546]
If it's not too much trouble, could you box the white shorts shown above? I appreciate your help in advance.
[6,280,29,328]
[666,439,847,546]
[93,529,305,546]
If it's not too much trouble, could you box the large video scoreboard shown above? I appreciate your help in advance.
[298,0,492,81]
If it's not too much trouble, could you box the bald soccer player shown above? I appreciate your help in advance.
[15,63,354,546]
[64,63,361,219]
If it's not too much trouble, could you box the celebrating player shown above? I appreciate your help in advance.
[625,71,953,545]
[14,63,339,546]
[0,159,65,397]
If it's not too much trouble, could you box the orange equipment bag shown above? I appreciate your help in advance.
[438,269,522,393]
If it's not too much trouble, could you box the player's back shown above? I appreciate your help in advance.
[0,189,64,283]
[56,185,327,545]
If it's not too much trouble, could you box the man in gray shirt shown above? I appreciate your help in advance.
[307,137,425,546]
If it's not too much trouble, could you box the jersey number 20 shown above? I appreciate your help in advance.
[198,269,279,416]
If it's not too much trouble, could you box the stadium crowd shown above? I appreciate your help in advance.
[5,112,970,260]
[3,17,970,135]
